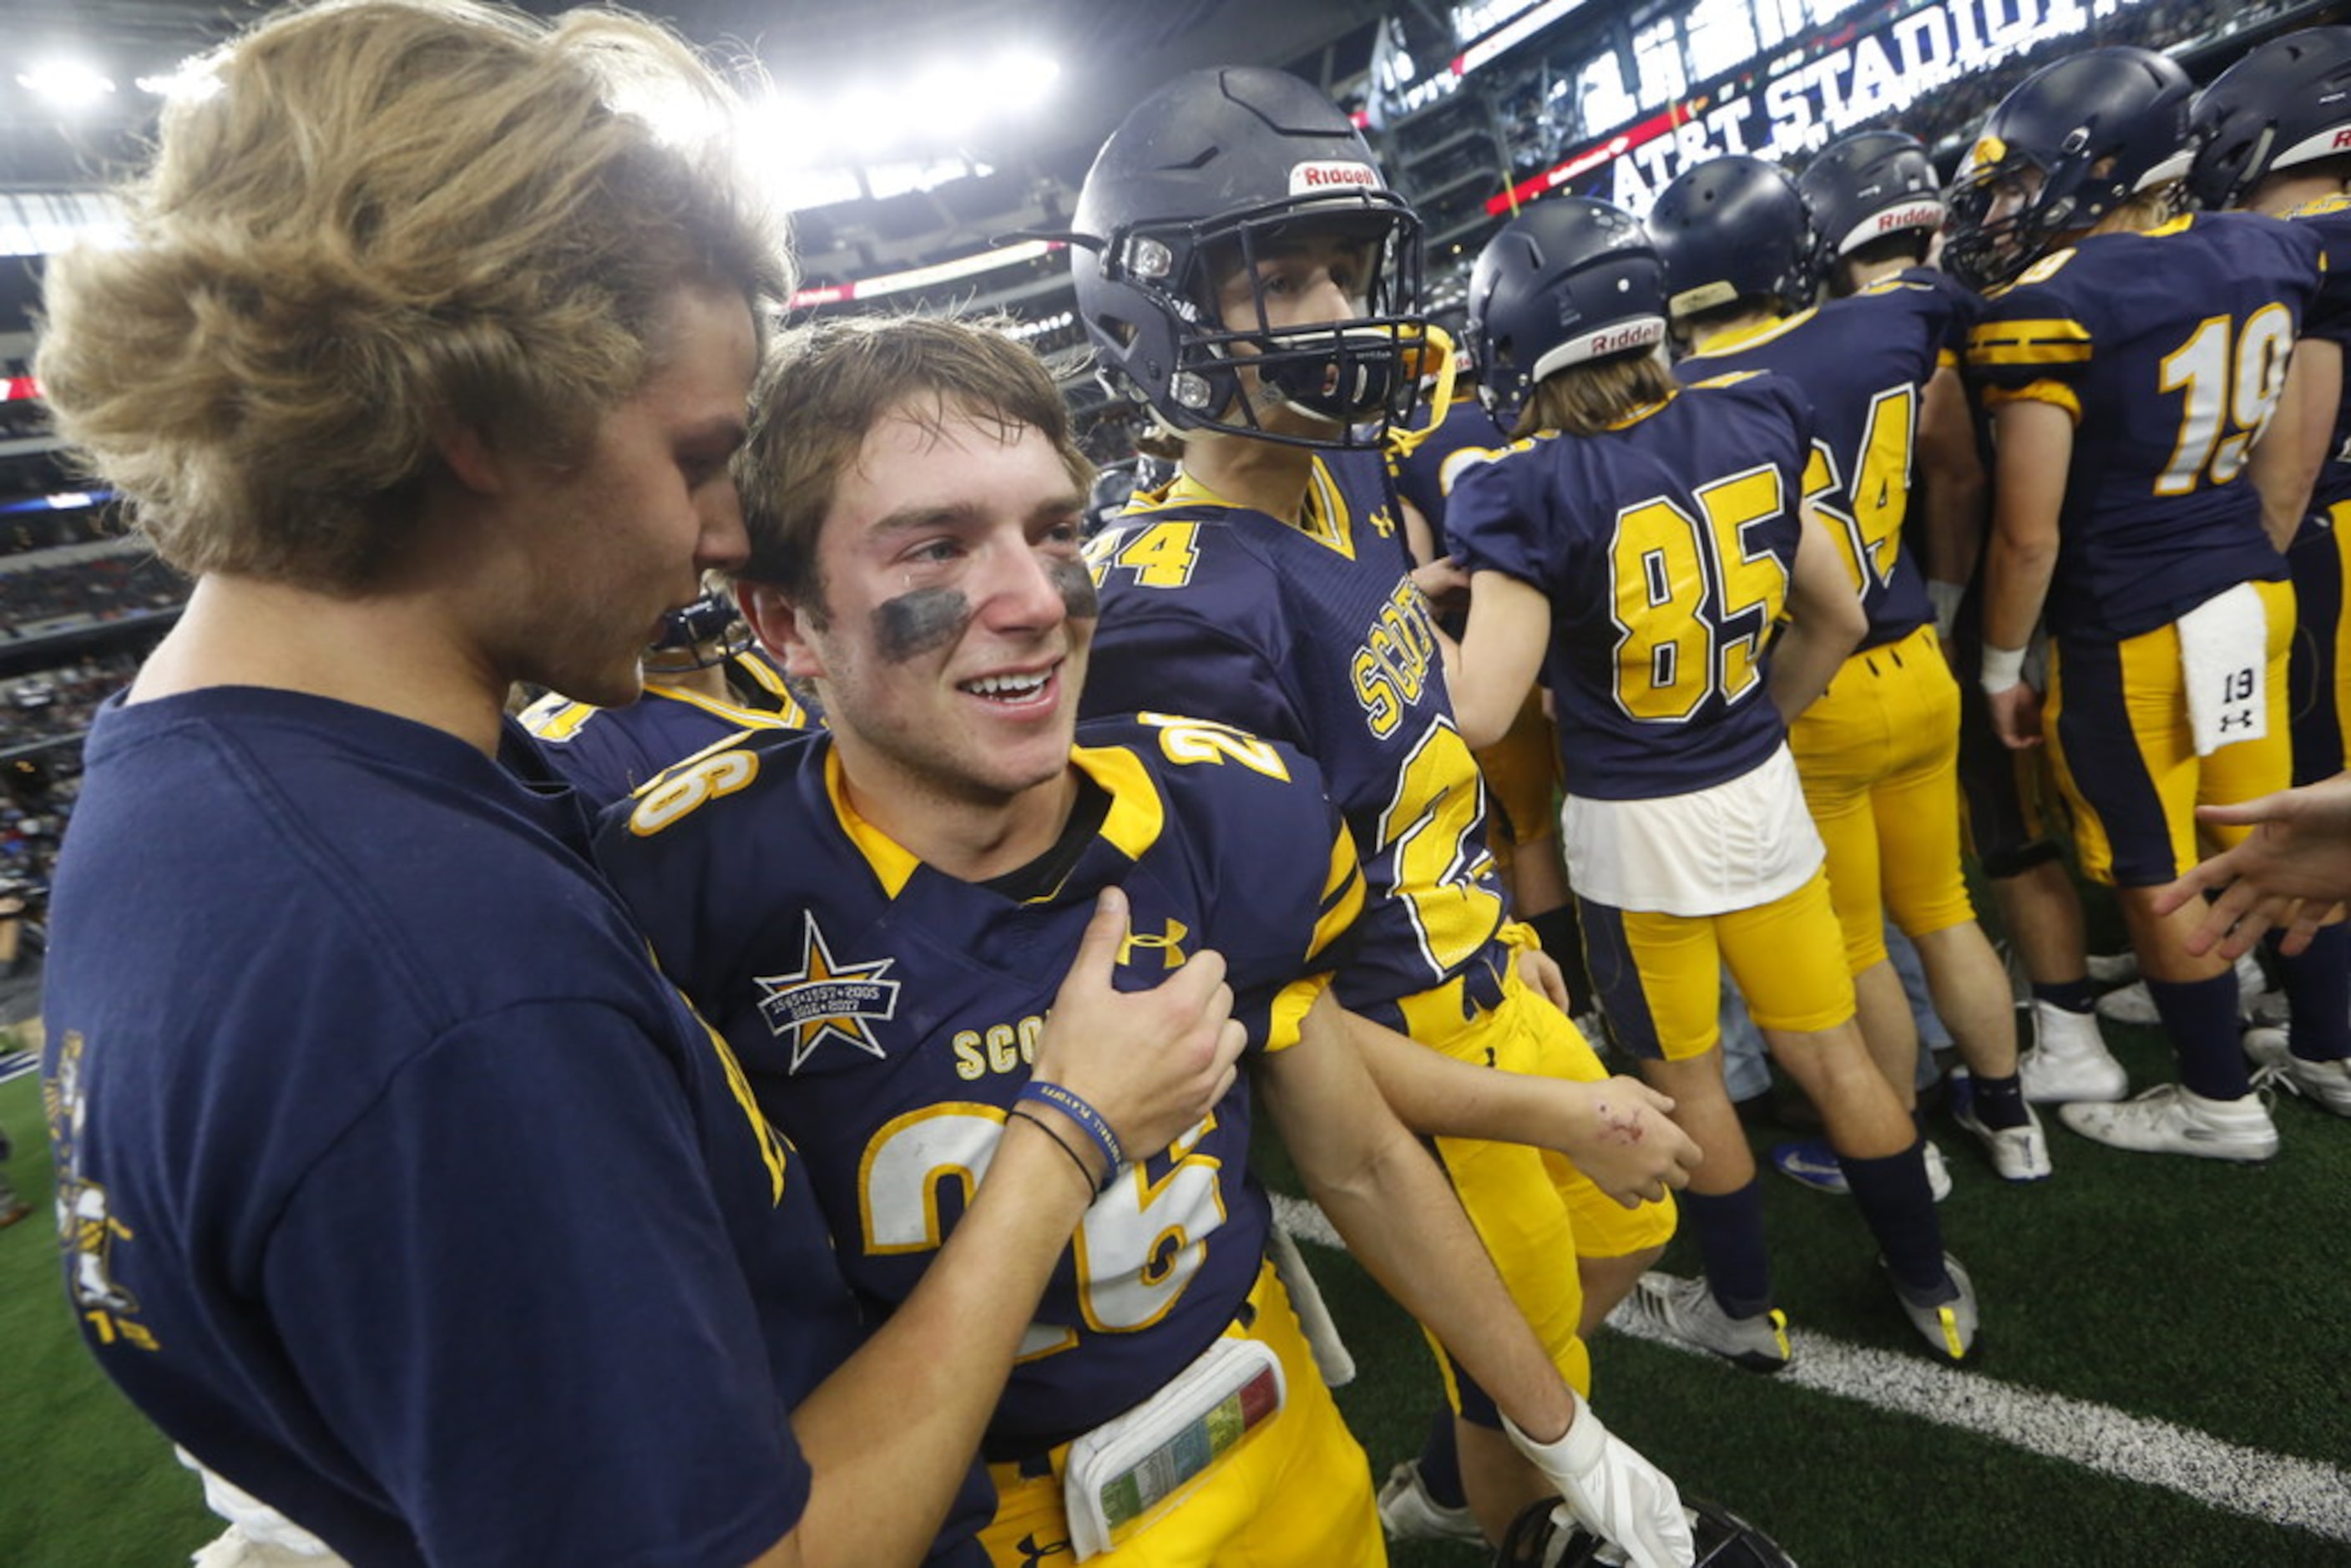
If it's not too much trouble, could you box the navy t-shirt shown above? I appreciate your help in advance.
[40,688,852,1566]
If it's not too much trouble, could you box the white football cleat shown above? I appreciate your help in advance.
[2243,1029,2351,1119]
[1376,1459,1484,1545]
[2058,1084,2279,1162]
[2019,1003,2129,1104]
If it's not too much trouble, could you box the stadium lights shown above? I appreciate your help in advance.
[755,48,1060,167]
[16,60,116,110]
[133,58,221,104]
[991,49,1061,113]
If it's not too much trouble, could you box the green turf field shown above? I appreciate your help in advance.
[5,998,2348,1566]
[1312,1005,2351,1566]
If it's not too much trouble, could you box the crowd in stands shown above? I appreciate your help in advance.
[0,652,128,923]
[1399,0,2262,239]
[0,550,188,638]
[1904,0,2251,154]
[2,650,143,751]
[0,752,79,919]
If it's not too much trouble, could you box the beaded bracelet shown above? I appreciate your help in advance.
[1017,1080,1125,1187]
[1006,1108,1100,1198]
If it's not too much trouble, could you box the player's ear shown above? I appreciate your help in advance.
[431,420,505,498]
[738,579,827,680]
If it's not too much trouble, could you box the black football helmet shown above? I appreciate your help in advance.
[1069,65,1427,449]
[1084,463,1140,538]
[1496,1497,1798,1568]
[1647,155,1813,322]
[1943,45,2195,292]
[649,584,751,670]
[1466,195,1666,432]
[1798,128,1944,291]
[2187,27,2351,213]
[1428,301,1479,380]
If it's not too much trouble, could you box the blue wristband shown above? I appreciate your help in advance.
[1018,1080,1125,1186]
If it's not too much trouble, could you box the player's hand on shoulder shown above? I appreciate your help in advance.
[1554,1076,1700,1207]
[1035,887,1247,1159]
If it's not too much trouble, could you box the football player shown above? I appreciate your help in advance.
[1443,195,1978,1369]
[1949,45,2328,1160]
[1389,313,1588,1026]
[1064,65,1683,1543]
[1454,195,1983,1372]
[521,579,819,809]
[1647,151,2049,1183]
[1448,192,1984,1373]
[2179,26,2351,1117]
[596,313,1697,1568]
[1804,132,2130,1106]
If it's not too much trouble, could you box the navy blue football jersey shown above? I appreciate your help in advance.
[1967,211,2321,639]
[1676,270,1971,650]
[1445,375,1813,802]
[597,719,1363,1454]
[2287,195,2351,526]
[1391,392,1512,539]
[1080,454,1520,1029]
[522,650,817,811]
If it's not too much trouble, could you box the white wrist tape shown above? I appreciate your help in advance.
[1979,642,2028,695]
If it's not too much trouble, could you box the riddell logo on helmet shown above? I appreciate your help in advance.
[1291,161,1380,195]
[2335,128,2351,149]
[1875,200,1944,232]
[1589,322,1662,355]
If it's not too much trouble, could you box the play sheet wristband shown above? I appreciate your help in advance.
[1018,1080,1124,1191]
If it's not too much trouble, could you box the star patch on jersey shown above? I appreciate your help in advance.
[755,913,902,1072]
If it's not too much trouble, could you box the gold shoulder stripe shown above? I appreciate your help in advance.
[1070,743,1169,863]
[1264,973,1333,1054]
[1980,380,2081,423]
[680,991,789,1203]
[1308,832,1368,964]
[1966,317,2092,366]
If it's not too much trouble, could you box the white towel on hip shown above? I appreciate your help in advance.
[2177,581,2269,757]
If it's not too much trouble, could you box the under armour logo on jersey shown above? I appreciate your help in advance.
[1015,1533,1074,1565]
[2219,708,2257,732]
[1118,917,1190,971]
[754,912,901,1072]
[1369,505,1397,539]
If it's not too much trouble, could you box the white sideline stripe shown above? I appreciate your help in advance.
[1269,1195,2351,1542]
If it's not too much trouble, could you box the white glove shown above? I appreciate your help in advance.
[1504,1393,1695,1568]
